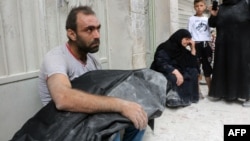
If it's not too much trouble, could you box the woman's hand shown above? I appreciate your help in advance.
[189,40,195,49]
[189,40,196,56]
[208,5,219,16]
[172,69,184,86]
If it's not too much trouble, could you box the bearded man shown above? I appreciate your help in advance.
[38,6,147,141]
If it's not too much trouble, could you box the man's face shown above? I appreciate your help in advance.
[75,13,101,53]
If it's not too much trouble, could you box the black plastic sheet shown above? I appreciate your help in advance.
[11,69,167,141]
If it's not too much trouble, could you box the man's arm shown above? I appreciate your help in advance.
[47,73,148,129]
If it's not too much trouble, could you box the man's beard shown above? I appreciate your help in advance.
[76,36,100,54]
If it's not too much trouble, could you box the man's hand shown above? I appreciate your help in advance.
[120,100,148,130]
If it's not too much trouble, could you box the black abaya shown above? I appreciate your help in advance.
[150,29,199,107]
[208,0,250,100]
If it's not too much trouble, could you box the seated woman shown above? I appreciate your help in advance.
[150,29,199,107]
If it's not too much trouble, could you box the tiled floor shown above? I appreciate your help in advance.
[143,84,250,141]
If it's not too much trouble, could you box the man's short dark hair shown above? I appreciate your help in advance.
[65,6,96,32]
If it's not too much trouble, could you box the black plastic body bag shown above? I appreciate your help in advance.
[10,69,167,141]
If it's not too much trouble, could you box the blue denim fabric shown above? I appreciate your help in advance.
[113,126,145,141]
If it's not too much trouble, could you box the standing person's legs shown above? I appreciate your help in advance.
[201,42,213,92]
[195,43,203,99]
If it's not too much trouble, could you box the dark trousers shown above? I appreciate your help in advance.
[195,41,213,77]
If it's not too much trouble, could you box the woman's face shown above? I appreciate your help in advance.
[181,37,192,47]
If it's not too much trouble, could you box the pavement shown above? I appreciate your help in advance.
[142,81,250,141]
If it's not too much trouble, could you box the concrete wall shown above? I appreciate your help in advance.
[105,0,134,69]
[0,78,42,140]
[0,0,185,140]
[0,0,153,140]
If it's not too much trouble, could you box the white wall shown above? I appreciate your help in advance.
[0,0,152,140]
[0,78,42,140]
[0,0,194,140]
[0,0,68,140]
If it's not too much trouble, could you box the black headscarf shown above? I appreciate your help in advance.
[223,0,241,5]
[158,29,197,69]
